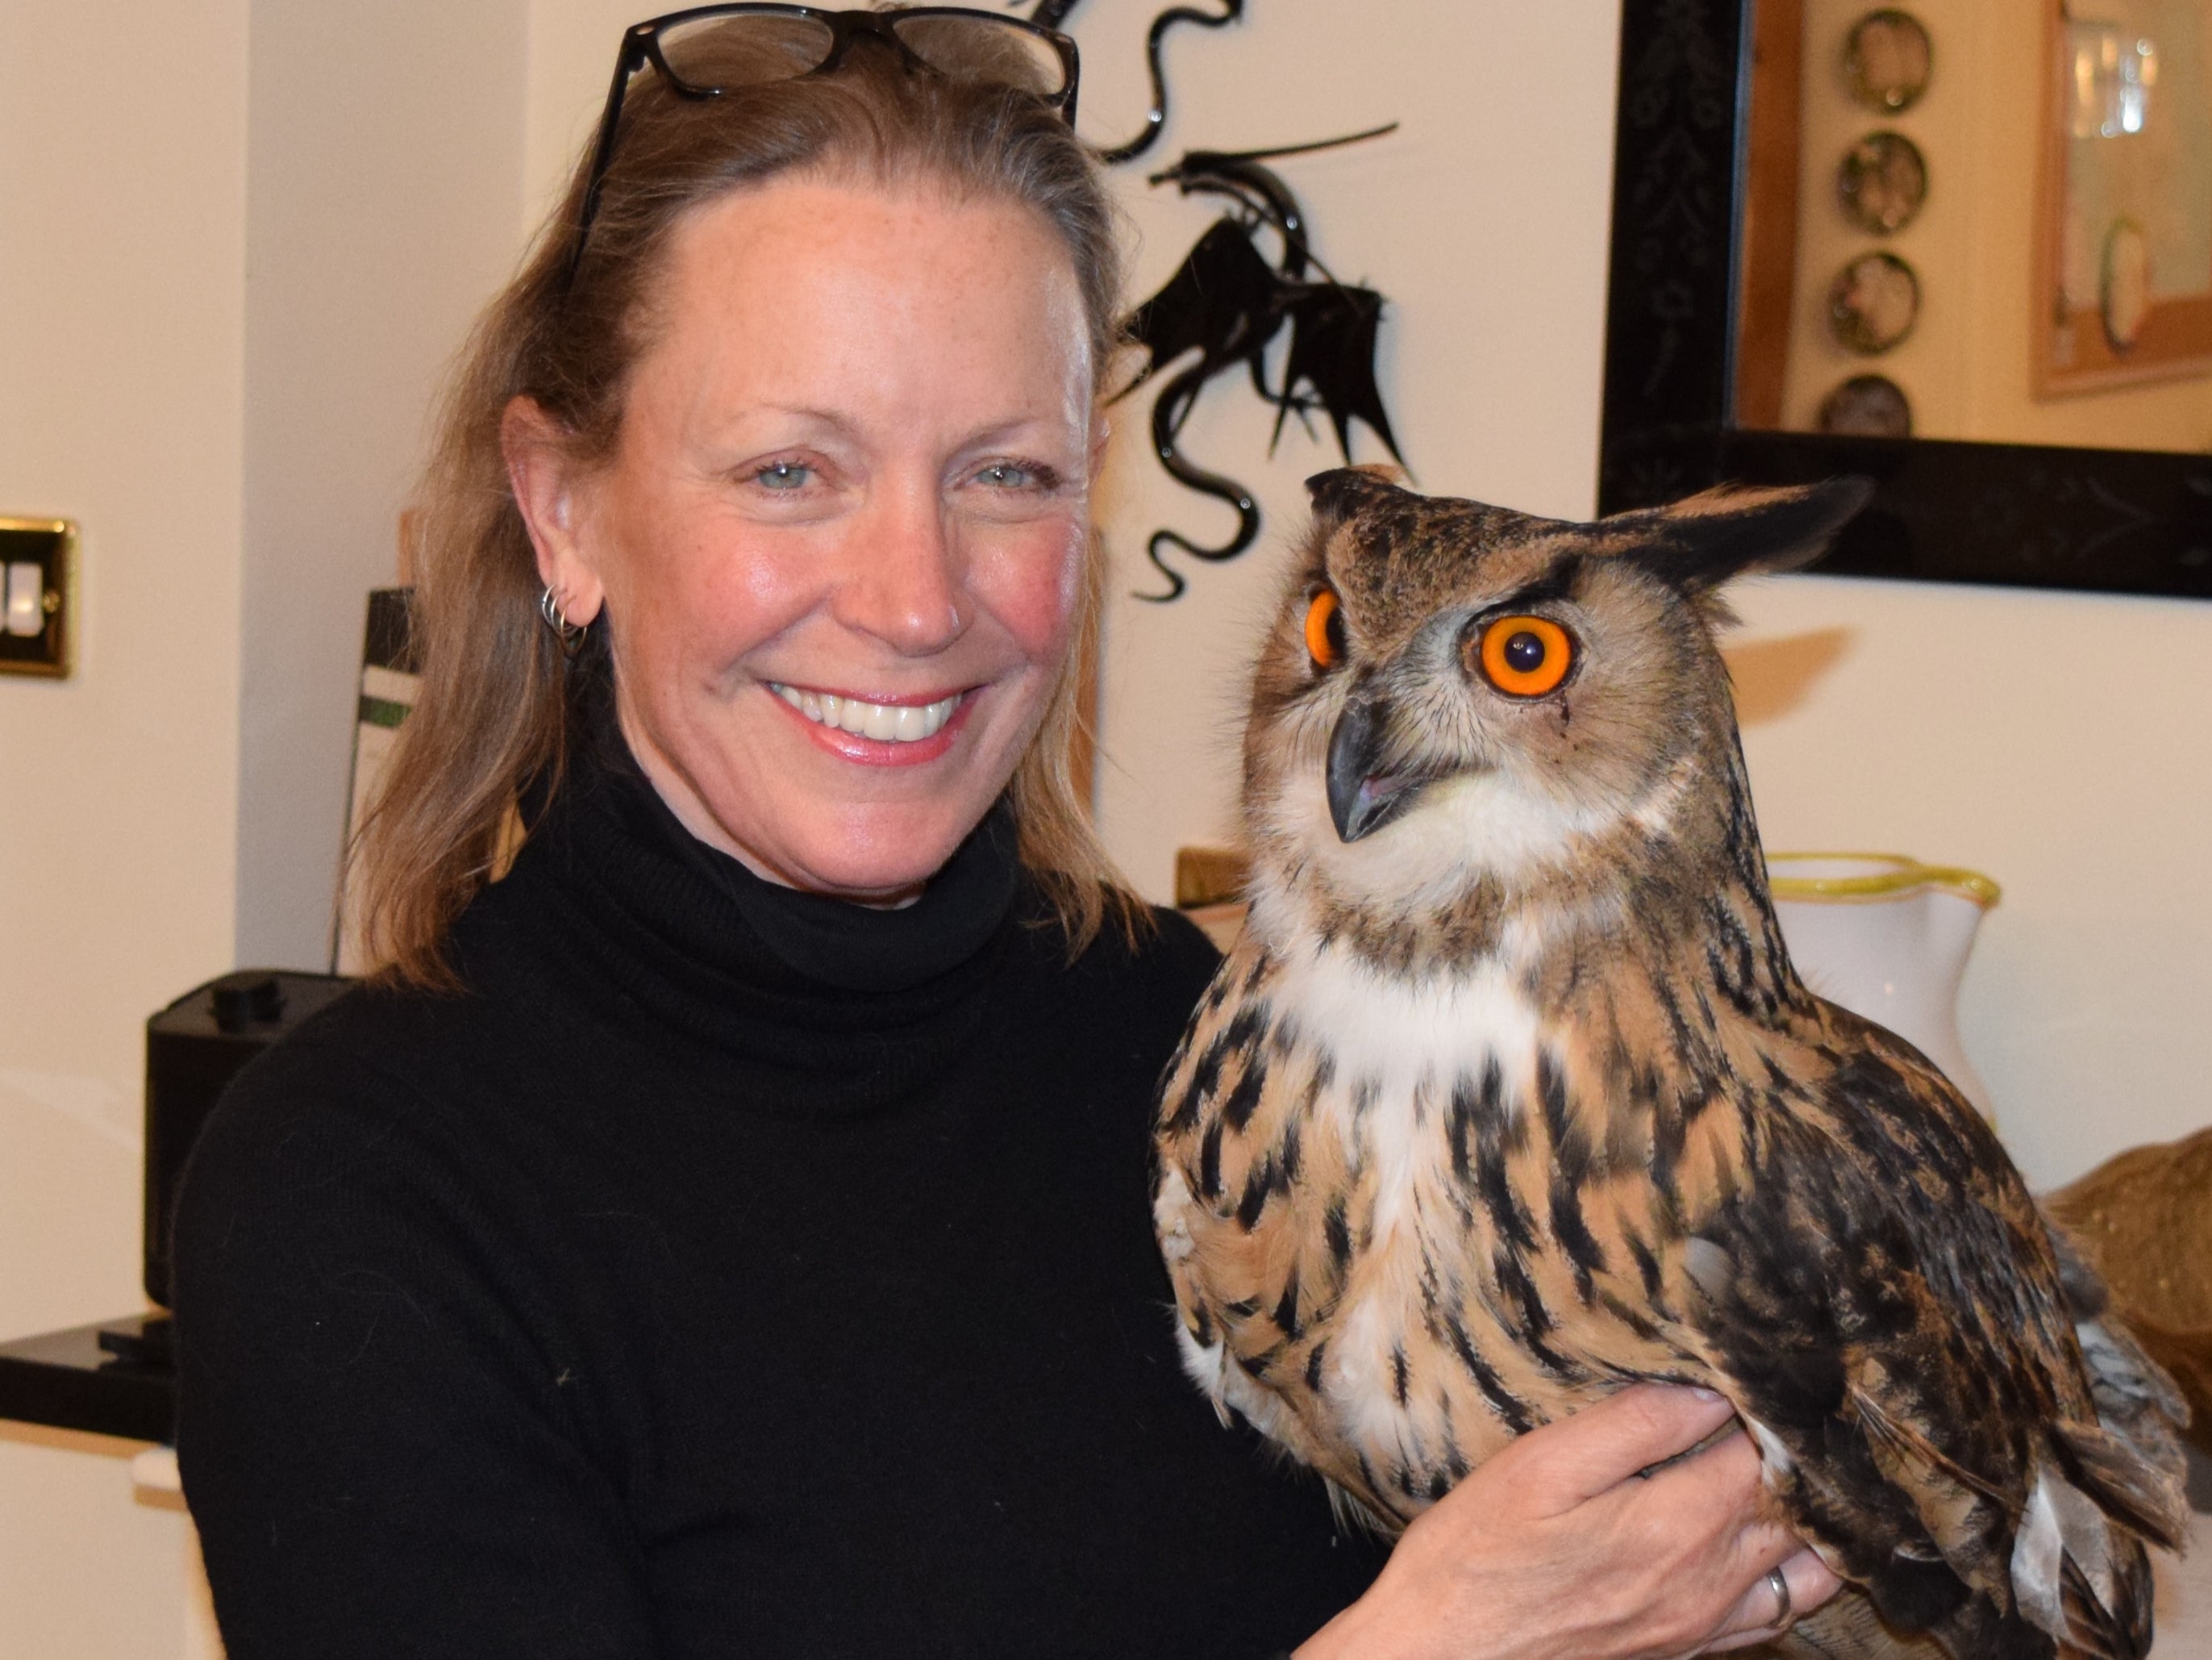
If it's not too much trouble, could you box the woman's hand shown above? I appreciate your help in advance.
[1293,1385,1843,1660]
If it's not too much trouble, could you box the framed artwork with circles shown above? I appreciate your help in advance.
[1602,0,2212,600]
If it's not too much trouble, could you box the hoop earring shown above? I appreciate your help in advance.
[539,586,587,657]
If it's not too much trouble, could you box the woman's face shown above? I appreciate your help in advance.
[510,173,1098,903]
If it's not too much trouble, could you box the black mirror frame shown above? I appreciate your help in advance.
[1598,0,2212,599]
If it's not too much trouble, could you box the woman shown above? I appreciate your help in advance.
[173,10,1838,1657]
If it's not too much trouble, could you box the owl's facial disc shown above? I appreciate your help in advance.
[1327,693,1443,842]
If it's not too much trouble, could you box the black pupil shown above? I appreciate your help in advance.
[1504,630,1547,674]
[1324,606,1348,661]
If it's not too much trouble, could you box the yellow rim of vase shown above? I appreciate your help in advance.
[1765,851,2002,909]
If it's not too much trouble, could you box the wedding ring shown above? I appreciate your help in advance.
[1766,1566,1795,1629]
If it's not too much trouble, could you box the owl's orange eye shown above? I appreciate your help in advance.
[1304,587,1348,669]
[1477,615,1574,697]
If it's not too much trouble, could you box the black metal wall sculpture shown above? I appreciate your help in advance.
[1030,0,1406,599]
[1118,131,1405,599]
[1028,0,1245,164]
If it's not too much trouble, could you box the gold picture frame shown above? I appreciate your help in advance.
[2035,0,2212,396]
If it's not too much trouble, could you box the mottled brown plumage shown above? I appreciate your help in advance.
[1152,470,2189,1659]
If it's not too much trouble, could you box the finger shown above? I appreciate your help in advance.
[1496,1383,1739,1510]
[1633,1413,1764,1522]
[1702,1546,1844,1653]
[1782,1546,1844,1616]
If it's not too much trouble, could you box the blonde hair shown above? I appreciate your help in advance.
[356,22,1144,988]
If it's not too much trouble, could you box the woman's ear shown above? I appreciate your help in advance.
[502,396,607,627]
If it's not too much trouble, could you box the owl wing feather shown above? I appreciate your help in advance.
[1679,1004,2186,1659]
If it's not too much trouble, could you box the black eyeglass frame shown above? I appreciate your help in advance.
[564,4,1081,290]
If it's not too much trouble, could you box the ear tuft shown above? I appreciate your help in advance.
[1616,478,1873,594]
[1306,465,1413,531]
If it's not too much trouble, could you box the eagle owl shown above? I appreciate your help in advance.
[1152,470,2189,1660]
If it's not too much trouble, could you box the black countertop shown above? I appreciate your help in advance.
[0,1313,173,1444]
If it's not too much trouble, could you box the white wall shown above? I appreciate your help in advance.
[0,0,250,1307]
[526,0,650,229]
[236,0,533,969]
[1727,574,2212,1187]
[0,2,250,1650]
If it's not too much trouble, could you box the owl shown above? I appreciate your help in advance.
[1152,469,2190,1660]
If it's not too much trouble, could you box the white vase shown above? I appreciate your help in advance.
[1765,853,2001,1121]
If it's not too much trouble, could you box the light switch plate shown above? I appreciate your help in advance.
[0,518,75,678]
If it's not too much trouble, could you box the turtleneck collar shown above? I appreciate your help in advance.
[555,669,1023,987]
[614,757,1022,997]
[475,690,1029,1120]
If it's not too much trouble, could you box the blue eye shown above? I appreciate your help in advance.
[976,462,1040,489]
[752,461,813,491]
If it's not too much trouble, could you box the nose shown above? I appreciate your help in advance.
[830,481,968,656]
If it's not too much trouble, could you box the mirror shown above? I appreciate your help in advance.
[1601,0,2212,598]
[1735,0,2212,451]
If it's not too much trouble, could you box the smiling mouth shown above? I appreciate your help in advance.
[769,683,966,744]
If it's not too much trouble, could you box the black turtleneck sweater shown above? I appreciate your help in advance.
[172,741,1382,1659]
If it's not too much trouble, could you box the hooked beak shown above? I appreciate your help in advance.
[1326,695,1434,843]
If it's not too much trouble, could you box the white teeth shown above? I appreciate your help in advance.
[772,684,961,744]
